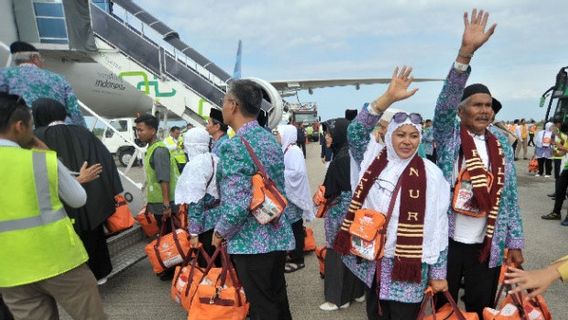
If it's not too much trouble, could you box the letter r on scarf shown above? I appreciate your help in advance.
[407,211,419,221]
[410,167,419,177]
[409,189,420,199]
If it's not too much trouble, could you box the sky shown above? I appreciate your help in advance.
[135,0,568,122]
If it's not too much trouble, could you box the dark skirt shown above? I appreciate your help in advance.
[324,248,365,306]
[79,224,112,280]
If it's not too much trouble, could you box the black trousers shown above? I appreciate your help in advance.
[537,158,552,176]
[197,229,221,267]
[439,239,500,319]
[366,277,421,320]
[528,133,535,146]
[232,251,292,320]
[288,219,305,264]
[0,295,13,320]
[553,158,562,179]
[553,169,568,214]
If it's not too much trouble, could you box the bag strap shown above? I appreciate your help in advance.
[206,154,215,190]
[416,289,437,320]
[240,136,268,177]
[154,217,188,270]
[443,291,467,320]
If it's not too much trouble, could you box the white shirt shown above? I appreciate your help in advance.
[453,134,489,244]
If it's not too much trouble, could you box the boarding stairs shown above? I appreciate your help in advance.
[89,0,231,125]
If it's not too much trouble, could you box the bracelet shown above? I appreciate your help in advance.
[458,50,474,58]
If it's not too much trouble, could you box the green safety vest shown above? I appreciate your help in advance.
[165,136,187,164]
[144,141,179,203]
[0,147,88,287]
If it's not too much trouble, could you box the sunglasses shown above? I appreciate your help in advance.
[392,112,423,125]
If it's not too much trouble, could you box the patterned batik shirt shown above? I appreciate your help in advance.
[211,133,230,157]
[433,65,524,268]
[188,194,221,234]
[214,120,295,254]
[0,64,86,127]
[342,106,447,303]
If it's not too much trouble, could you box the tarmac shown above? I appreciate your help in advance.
[62,143,568,320]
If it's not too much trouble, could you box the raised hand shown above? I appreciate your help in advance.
[460,9,497,56]
[371,66,418,113]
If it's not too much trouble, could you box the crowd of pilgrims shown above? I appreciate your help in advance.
[11,8,568,320]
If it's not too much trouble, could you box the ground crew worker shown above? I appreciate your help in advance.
[135,114,180,280]
[0,93,106,320]
[164,126,187,173]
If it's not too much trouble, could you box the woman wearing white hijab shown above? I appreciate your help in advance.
[175,127,220,265]
[334,67,450,319]
[534,122,554,177]
[276,124,315,273]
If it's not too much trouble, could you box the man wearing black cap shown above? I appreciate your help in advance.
[206,108,229,156]
[433,9,524,318]
[0,41,86,127]
[345,109,358,121]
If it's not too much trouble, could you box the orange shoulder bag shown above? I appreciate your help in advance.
[348,180,400,261]
[452,168,494,218]
[135,206,160,238]
[418,288,479,320]
[240,137,287,225]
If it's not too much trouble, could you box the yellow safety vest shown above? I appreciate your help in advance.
[0,147,88,287]
[165,136,187,164]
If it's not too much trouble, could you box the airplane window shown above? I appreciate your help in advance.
[104,129,114,138]
[36,18,68,39]
[33,3,65,18]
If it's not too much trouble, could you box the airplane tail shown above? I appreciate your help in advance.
[232,40,242,80]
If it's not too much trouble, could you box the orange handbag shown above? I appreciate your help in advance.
[315,246,327,278]
[135,207,160,237]
[187,244,248,320]
[304,227,316,252]
[241,137,287,225]
[175,203,188,230]
[145,218,191,274]
[313,185,329,218]
[483,282,552,320]
[171,246,209,310]
[452,169,494,218]
[106,194,135,234]
[528,159,538,174]
[418,289,479,320]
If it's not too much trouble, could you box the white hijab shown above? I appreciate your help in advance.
[278,125,315,222]
[535,122,554,148]
[358,113,449,264]
[184,127,211,160]
[175,127,219,204]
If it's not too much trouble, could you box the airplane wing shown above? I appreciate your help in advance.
[269,77,443,96]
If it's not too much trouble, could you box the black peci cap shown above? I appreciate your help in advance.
[10,41,38,54]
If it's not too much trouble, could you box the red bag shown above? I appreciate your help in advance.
[187,244,249,320]
[418,289,479,320]
[106,194,135,233]
[315,246,326,278]
[135,207,159,237]
[145,218,191,274]
[304,227,316,252]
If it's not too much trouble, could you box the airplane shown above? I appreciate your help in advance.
[0,0,443,129]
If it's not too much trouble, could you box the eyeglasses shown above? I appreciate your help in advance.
[392,112,423,125]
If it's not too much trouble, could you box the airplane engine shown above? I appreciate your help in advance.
[246,77,284,129]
